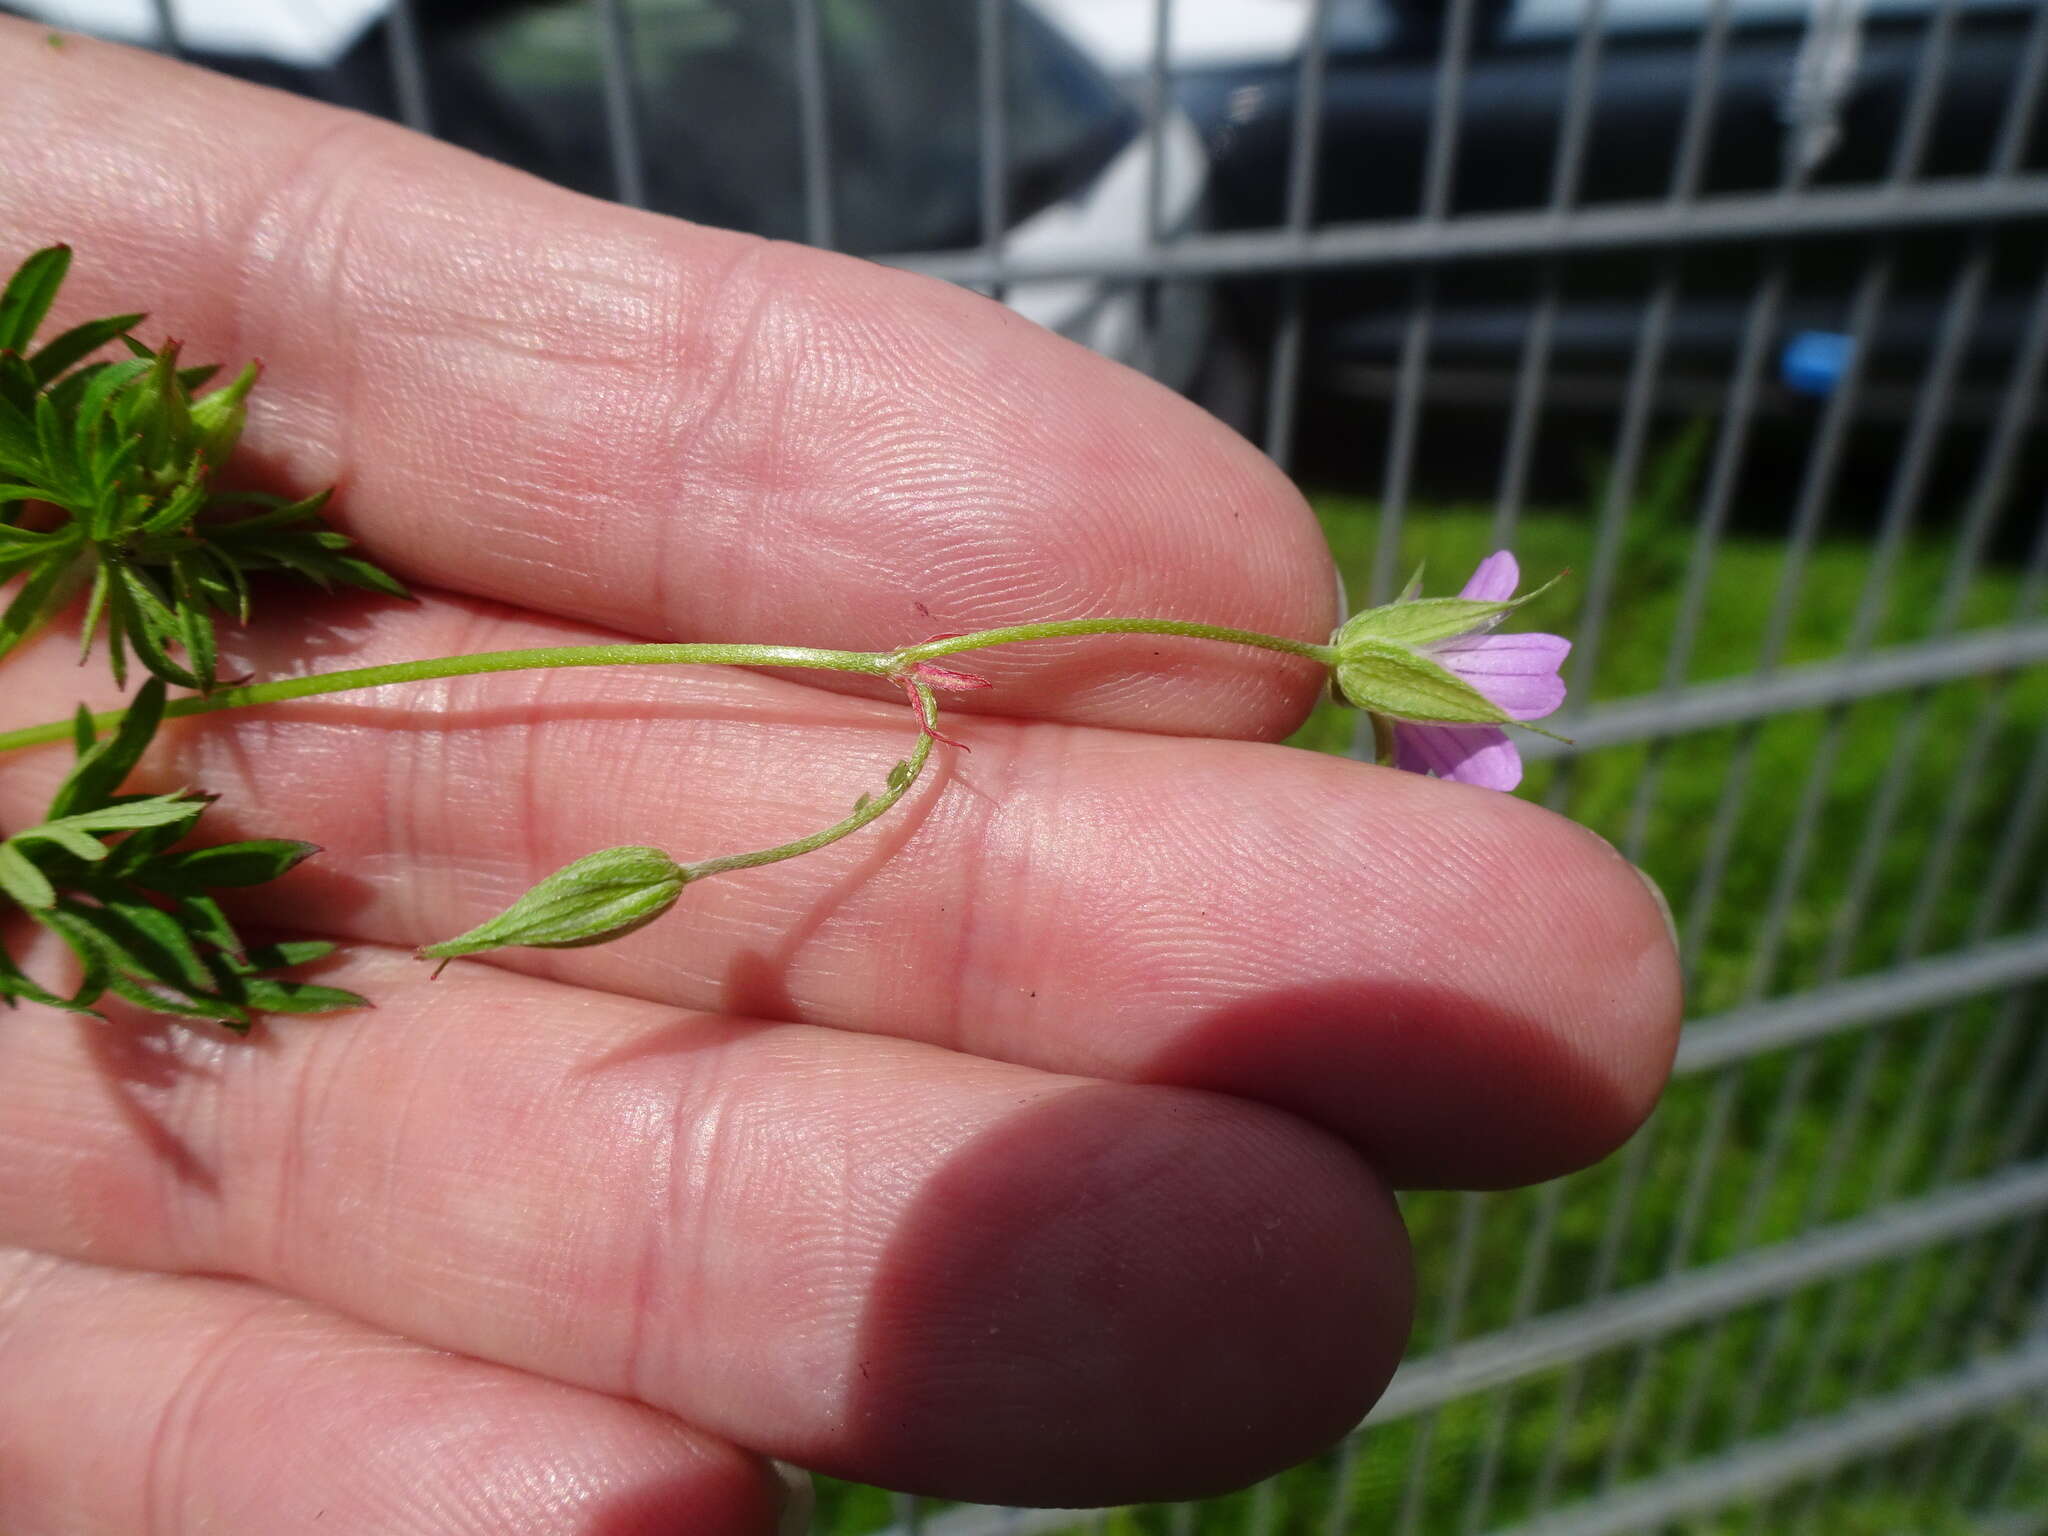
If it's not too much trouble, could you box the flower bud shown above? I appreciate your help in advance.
[189,361,259,469]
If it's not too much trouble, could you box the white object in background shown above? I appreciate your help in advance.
[1027,0,1317,77]
[1781,0,1868,176]
[27,0,385,64]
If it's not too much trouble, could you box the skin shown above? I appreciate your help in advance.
[0,22,1683,1534]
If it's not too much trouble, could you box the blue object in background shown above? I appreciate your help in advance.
[1781,330,1856,397]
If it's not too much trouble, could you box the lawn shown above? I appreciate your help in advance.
[817,440,2048,1535]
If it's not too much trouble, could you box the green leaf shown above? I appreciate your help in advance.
[68,356,151,453]
[12,821,108,862]
[164,892,243,956]
[51,677,168,816]
[0,351,36,415]
[0,841,56,909]
[106,562,205,690]
[419,846,688,966]
[35,795,208,842]
[32,390,82,502]
[1330,636,1514,725]
[168,552,217,687]
[0,942,96,1013]
[30,312,143,385]
[0,246,70,353]
[226,976,368,1016]
[238,939,337,971]
[0,547,83,664]
[0,396,41,480]
[160,839,321,890]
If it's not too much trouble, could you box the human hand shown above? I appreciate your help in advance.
[0,24,1681,1533]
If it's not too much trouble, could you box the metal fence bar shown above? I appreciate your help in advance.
[1490,0,1621,547]
[1817,274,2048,979]
[1360,1160,2048,1425]
[1614,258,1782,853]
[792,0,834,250]
[1478,1337,2048,1536]
[975,0,1008,268]
[886,173,2048,286]
[145,0,181,57]
[1739,239,1989,998]
[1456,1183,1565,1532]
[1519,621,2048,760]
[1671,931,2048,1077]
[1390,1192,1488,1536]
[1260,0,1334,471]
[382,0,433,135]
[1669,250,1890,969]
[1676,261,2048,1461]
[594,0,648,209]
[1992,0,2048,179]
[1528,1125,1660,1494]
[1366,0,1480,608]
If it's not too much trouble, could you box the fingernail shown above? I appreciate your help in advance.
[1632,862,1680,955]
[773,1460,814,1536]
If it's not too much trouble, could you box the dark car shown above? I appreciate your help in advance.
[5,0,1215,391]
[1170,0,2048,457]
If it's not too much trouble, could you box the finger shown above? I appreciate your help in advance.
[0,21,1335,738]
[0,594,1681,1189]
[0,1247,786,1536]
[0,940,1411,1506]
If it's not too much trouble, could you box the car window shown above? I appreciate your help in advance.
[443,0,1136,254]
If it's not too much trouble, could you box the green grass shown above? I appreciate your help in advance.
[816,439,2048,1535]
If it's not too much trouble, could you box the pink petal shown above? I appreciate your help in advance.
[1434,632,1571,720]
[1459,550,1520,603]
[1393,721,1524,790]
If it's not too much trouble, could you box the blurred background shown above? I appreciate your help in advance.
[9,0,2047,1531]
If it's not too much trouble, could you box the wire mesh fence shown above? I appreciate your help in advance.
[48,0,2048,1530]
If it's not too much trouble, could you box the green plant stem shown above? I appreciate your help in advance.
[683,685,937,882]
[893,617,1335,668]
[0,619,1331,755]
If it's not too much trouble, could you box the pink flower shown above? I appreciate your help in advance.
[1387,552,1569,792]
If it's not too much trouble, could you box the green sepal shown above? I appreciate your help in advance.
[419,845,688,967]
[1330,636,1514,725]
[1333,572,1561,653]
[188,360,257,466]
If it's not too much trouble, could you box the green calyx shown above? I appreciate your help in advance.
[1325,571,1562,723]
[1327,635,1512,724]
[418,846,691,970]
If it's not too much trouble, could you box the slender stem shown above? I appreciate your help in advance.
[0,641,890,754]
[683,685,937,881]
[892,618,1335,668]
[0,619,1331,756]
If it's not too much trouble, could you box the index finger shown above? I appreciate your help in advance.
[0,22,1336,739]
